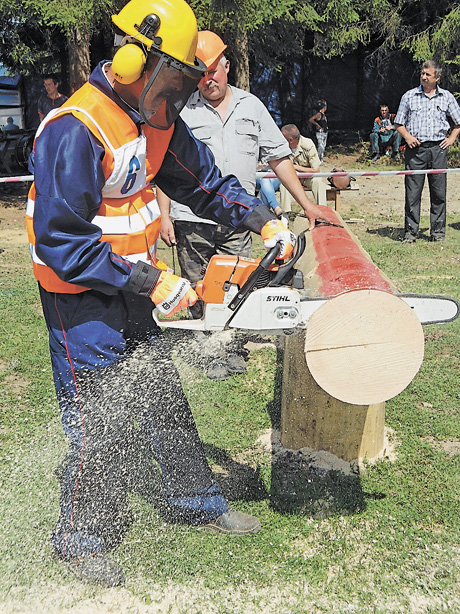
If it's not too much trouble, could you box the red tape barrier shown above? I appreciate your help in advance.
[256,168,460,179]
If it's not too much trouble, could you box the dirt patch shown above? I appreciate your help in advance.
[423,436,460,457]
[0,186,28,253]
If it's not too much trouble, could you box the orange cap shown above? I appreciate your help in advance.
[196,31,227,68]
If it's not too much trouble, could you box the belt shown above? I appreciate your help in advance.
[419,140,443,147]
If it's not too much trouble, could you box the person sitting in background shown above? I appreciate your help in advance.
[308,99,328,163]
[370,104,402,162]
[255,159,288,224]
[278,124,327,213]
[37,75,68,122]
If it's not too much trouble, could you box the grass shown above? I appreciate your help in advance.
[0,205,459,612]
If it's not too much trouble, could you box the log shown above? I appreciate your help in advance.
[281,331,385,461]
[292,209,425,406]
[280,208,425,460]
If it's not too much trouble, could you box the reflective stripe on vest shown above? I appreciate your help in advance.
[27,81,173,293]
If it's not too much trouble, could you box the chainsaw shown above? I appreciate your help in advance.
[152,231,459,334]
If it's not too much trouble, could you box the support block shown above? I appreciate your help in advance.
[280,331,385,462]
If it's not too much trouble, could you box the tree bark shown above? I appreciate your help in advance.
[67,28,91,94]
[231,28,250,91]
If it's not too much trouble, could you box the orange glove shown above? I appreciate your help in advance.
[261,219,296,259]
[151,271,198,316]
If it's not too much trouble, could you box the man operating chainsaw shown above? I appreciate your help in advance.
[25,0,319,588]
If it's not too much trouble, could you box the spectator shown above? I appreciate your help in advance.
[278,124,327,212]
[308,99,328,163]
[255,159,285,218]
[370,104,402,162]
[256,176,283,215]
[394,59,460,243]
[3,117,20,134]
[37,75,68,122]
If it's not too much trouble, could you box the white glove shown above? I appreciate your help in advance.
[278,213,289,228]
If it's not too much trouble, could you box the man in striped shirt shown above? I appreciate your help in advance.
[394,59,460,243]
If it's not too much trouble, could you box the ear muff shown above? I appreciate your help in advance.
[112,44,146,84]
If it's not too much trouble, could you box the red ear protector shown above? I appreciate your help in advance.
[112,14,161,85]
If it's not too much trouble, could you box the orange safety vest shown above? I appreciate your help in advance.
[26,81,174,294]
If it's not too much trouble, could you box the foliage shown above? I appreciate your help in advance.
[0,0,118,75]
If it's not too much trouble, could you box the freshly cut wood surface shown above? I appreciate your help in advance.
[304,289,425,405]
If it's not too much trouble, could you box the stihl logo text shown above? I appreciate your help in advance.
[266,295,290,302]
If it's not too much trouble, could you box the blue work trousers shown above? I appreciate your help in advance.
[39,286,228,558]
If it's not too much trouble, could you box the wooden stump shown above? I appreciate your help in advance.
[281,331,385,462]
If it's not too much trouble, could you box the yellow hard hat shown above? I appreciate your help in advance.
[196,31,227,69]
[112,0,199,67]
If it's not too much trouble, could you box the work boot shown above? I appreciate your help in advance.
[226,353,247,374]
[201,509,261,535]
[65,553,125,587]
[371,153,380,162]
[393,153,400,162]
[430,234,445,242]
[206,359,229,381]
[402,233,417,244]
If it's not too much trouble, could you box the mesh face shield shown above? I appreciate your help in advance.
[139,49,206,130]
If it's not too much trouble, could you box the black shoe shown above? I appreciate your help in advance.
[226,353,247,374]
[402,233,416,244]
[371,154,380,162]
[392,153,400,162]
[430,235,445,242]
[65,553,125,587]
[201,509,261,535]
[206,360,229,381]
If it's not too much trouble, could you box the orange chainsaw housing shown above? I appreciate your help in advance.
[195,254,276,305]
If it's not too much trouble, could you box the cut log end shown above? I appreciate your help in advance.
[304,289,425,405]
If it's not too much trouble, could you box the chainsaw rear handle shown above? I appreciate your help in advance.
[228,232,306,312]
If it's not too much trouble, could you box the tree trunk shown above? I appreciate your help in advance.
[67,28,91,94]
[210,0,250,91]
[231,28,250,91]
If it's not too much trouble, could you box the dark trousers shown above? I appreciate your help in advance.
[404,144,447,238]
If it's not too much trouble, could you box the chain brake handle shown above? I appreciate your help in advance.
[227,232,306,312]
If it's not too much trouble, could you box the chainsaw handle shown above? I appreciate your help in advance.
[268,231,306,287]
[228,241,282,311]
